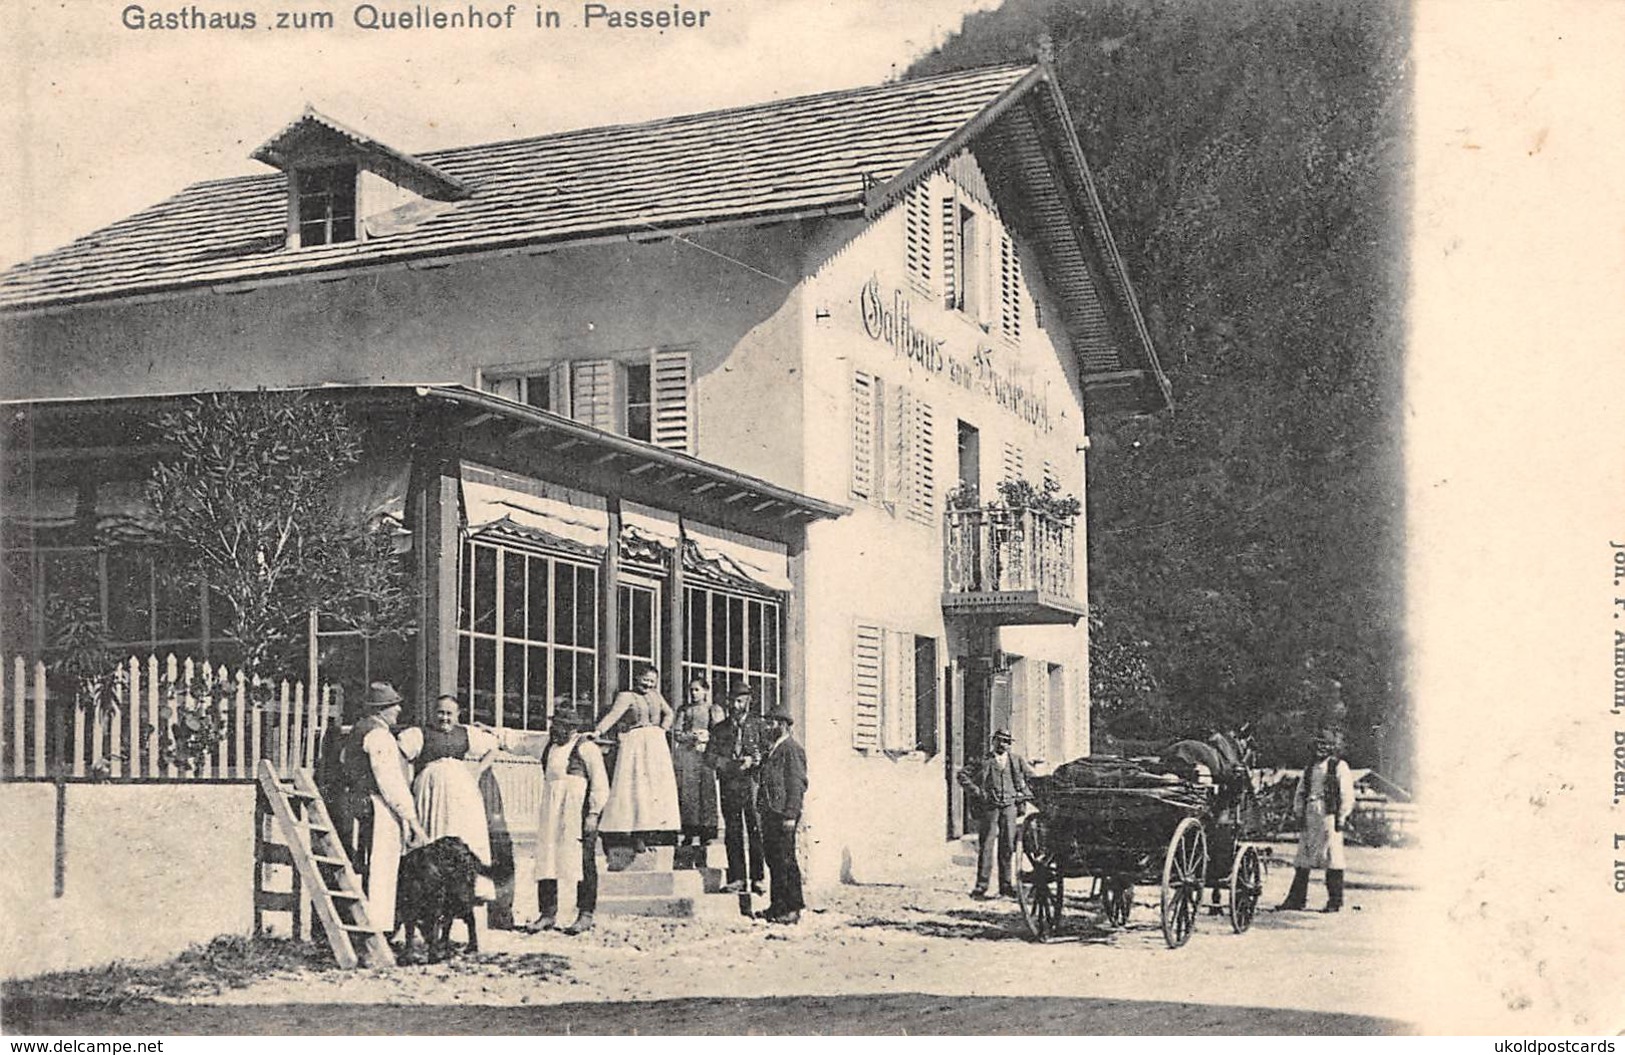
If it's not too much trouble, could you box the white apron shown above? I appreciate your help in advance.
[599,725,681,834]
[414,757,496,901]
[1294,758,1351,870]
[365,793,403,933]
[535,738,589,886]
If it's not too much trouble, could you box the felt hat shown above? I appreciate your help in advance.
[729,683,754,701]
[991,728,1014,743]
[766,705,794,726]
[362,682,404,710]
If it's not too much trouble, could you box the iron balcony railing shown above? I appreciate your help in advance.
[943,506,1077,601]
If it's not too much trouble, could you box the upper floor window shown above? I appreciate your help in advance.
[481,347,694,454]
[295,164,358,247]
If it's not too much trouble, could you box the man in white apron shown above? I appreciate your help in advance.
[339,682,426,934]
[1277,729,1357,912]
[499,703,609,935]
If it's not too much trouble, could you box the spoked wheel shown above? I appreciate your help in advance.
[1015,814,1063,942]
[1228,844,1263,934]
[1100,875,1134,927]
[1160,817,1209,949]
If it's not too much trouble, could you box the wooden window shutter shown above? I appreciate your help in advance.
[885,385,912,513]
[906,397,935,526]
[486,375,521,403]
[1000,232,1022,342]
[1043,459,1058,493]
[650,347,693,453]
[548,361,572,416]
[1029,659,1048,763]
[1002,441,1025,484]
[851,370,876,501]
[940,194,959,310]
[570,359,620,432]
[852,622,884,750]
[882,628,916,751]
[905,183,933,295]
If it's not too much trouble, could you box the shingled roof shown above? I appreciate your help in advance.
[0,64,1170,412]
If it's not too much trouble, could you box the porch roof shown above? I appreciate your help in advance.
[0,384,848,545]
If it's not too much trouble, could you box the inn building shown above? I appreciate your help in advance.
[0,63,1169,884]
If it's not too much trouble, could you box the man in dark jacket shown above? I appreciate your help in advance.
[704,685,768,894]
[958,728,1034,900]
[757,705,808,924]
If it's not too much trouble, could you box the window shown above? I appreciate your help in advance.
[483,368,565,412]
[625,363,653,442]
[683,585,781,714]
[456,538,598,730]
[956,421,980,502]
[484,349,692,452]
[295,164,357,247]
[852,622,939,754]
[851,368,934,522]
[1,543,207,659]
[944,196,995,324]
[614,576,661,696]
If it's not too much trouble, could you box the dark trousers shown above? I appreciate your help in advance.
[761,811,804,914]
[536,832,599,916]
[974,804,1018,893]
[719,778,764,884]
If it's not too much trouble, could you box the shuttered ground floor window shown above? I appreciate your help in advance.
[457,538,599,730]
[852,622,940,755]
[682,585,781,713]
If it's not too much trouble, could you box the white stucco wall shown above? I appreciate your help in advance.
[792,162,1094,884]
[0,782,256,980]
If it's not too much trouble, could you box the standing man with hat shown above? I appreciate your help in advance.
[705,684,768,895]
[756,704,807,924]
[1277,728,1357,912]
[958,728,1034,900]
[493,702,610,935]
[335,682,426,935]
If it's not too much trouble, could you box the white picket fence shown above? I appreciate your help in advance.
[0,653,336,781]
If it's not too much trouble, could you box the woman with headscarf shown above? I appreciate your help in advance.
[397,694,501,901]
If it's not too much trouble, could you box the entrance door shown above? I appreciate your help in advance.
[949,659,996,838]
[615,574,662,697]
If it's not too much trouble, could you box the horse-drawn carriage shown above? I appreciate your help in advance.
[1014,731,1266,949]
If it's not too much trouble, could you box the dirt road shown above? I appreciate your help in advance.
[4,843,1421,1035]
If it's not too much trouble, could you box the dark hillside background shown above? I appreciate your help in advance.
[910,0,1410,782]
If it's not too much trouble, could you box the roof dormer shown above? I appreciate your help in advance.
[251,107,471,250]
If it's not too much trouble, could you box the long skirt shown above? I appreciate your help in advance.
[673,743,718,835]
[1295,811,1348,870]
[365,794,402,933]
[413,757,495,901]
[599,726,681,834]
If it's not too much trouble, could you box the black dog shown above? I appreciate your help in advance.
[394,836,491,963]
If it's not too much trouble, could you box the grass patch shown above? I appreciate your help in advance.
[4,935,332,1004]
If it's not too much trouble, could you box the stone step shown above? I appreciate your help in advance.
[598,868,705,898]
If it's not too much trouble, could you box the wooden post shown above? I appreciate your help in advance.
[278,680,291,775]
[11,657,22,777]
[163,654,179,779]
[1,657,8,780]
[216,667,230,776]
[409,436,462,726]
[601,500,622,717]
[72,701,86,778]
[108,671,122,779]
[784,526,807,733]
[666,515,686,707]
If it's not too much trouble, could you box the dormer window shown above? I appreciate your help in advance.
[296,164,358,247]
[252,106,472,253]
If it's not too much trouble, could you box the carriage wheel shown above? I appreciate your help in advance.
[1160,817,1208,949]
[1228,845,1263,934]
[1100,876,1134,927]
[1015,814,1063,942]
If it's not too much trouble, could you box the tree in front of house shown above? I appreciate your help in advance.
[142,392,414,766]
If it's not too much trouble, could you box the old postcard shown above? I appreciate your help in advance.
[0,0,1620,1038]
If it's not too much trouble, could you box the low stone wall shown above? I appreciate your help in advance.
[0,781,256,980]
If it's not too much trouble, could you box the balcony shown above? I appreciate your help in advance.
[942,506,1086,625]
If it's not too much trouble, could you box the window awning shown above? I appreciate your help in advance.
[461,475,609,554]
[685,521,791,593]
[1,481,157,540]
[622,500,680,551]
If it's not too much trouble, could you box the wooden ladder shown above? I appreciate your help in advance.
[256,759,396,969]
